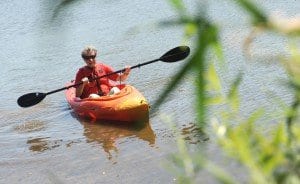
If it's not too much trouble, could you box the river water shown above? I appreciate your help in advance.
[0,0,298,183]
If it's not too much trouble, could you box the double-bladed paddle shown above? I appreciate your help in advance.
[17,46,190,108]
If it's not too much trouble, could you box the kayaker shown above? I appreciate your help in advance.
[75,45,131,99]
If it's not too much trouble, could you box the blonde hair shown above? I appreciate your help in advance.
[81,45,97,57]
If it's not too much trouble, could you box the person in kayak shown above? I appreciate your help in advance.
[75,45,131,99]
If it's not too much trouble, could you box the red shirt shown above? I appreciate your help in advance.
[75,63,119,98]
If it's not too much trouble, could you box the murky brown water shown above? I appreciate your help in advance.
[0,0,298,183]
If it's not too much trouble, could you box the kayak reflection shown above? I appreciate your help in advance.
[25,117,155,160]
[81,119,156,160]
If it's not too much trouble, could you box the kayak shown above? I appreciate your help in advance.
[65,82,149,123]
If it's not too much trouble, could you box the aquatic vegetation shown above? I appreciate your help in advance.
[160,0,300,183]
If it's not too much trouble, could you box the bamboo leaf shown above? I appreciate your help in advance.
[206,95,225,105]
[227,73,243,112]
[205,63,222,92]
[236,0,267,25]
[168,0,186,15]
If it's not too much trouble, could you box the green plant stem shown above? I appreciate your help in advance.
[286,97,299,145]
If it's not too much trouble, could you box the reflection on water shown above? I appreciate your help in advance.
[81,119,156,160]
[27,137,63,152]
[25,116,156,161]
[25,120,207,155]
[14,120,46,133]
[181,123,209,144]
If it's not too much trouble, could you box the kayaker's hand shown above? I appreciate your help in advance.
[124,66,131,75]
[82,77,89,85]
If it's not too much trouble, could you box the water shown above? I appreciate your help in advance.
[0,0,298,183]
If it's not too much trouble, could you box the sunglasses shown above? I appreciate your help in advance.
[82,55,96,60]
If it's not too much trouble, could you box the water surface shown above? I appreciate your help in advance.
[0,0,298,183]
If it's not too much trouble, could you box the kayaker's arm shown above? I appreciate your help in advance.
[116,66,131,82]
[75,77,88,97]
[117,72,129,81]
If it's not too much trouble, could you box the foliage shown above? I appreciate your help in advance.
[162,0,300,183]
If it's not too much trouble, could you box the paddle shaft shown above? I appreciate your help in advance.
[17,46,190,108]
[46,58,160,96]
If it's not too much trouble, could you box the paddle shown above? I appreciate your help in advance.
[17,46,190,108]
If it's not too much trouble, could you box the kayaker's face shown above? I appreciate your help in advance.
[82,50,96,68]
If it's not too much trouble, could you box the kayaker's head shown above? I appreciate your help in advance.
[82,45,97,68]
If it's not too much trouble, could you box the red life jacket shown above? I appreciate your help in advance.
[75,63,119,98]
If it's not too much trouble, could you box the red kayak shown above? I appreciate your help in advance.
[65,82,149,123]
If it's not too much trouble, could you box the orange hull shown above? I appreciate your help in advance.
[65,82,149,123]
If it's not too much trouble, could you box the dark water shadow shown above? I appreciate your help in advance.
[73,113,156,161]
[180,122,209,144]
[51,0,80,20]
[27,137,63,152]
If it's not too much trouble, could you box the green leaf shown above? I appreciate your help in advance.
[184,22,198,37]
[205,63,222,92]
[168,0,186,14]
[236,0,268,25]
[206,95,225,105]
[227,73,243,112]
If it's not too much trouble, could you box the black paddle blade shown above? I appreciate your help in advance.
[160,46,190,63]
[17,92,47,108]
